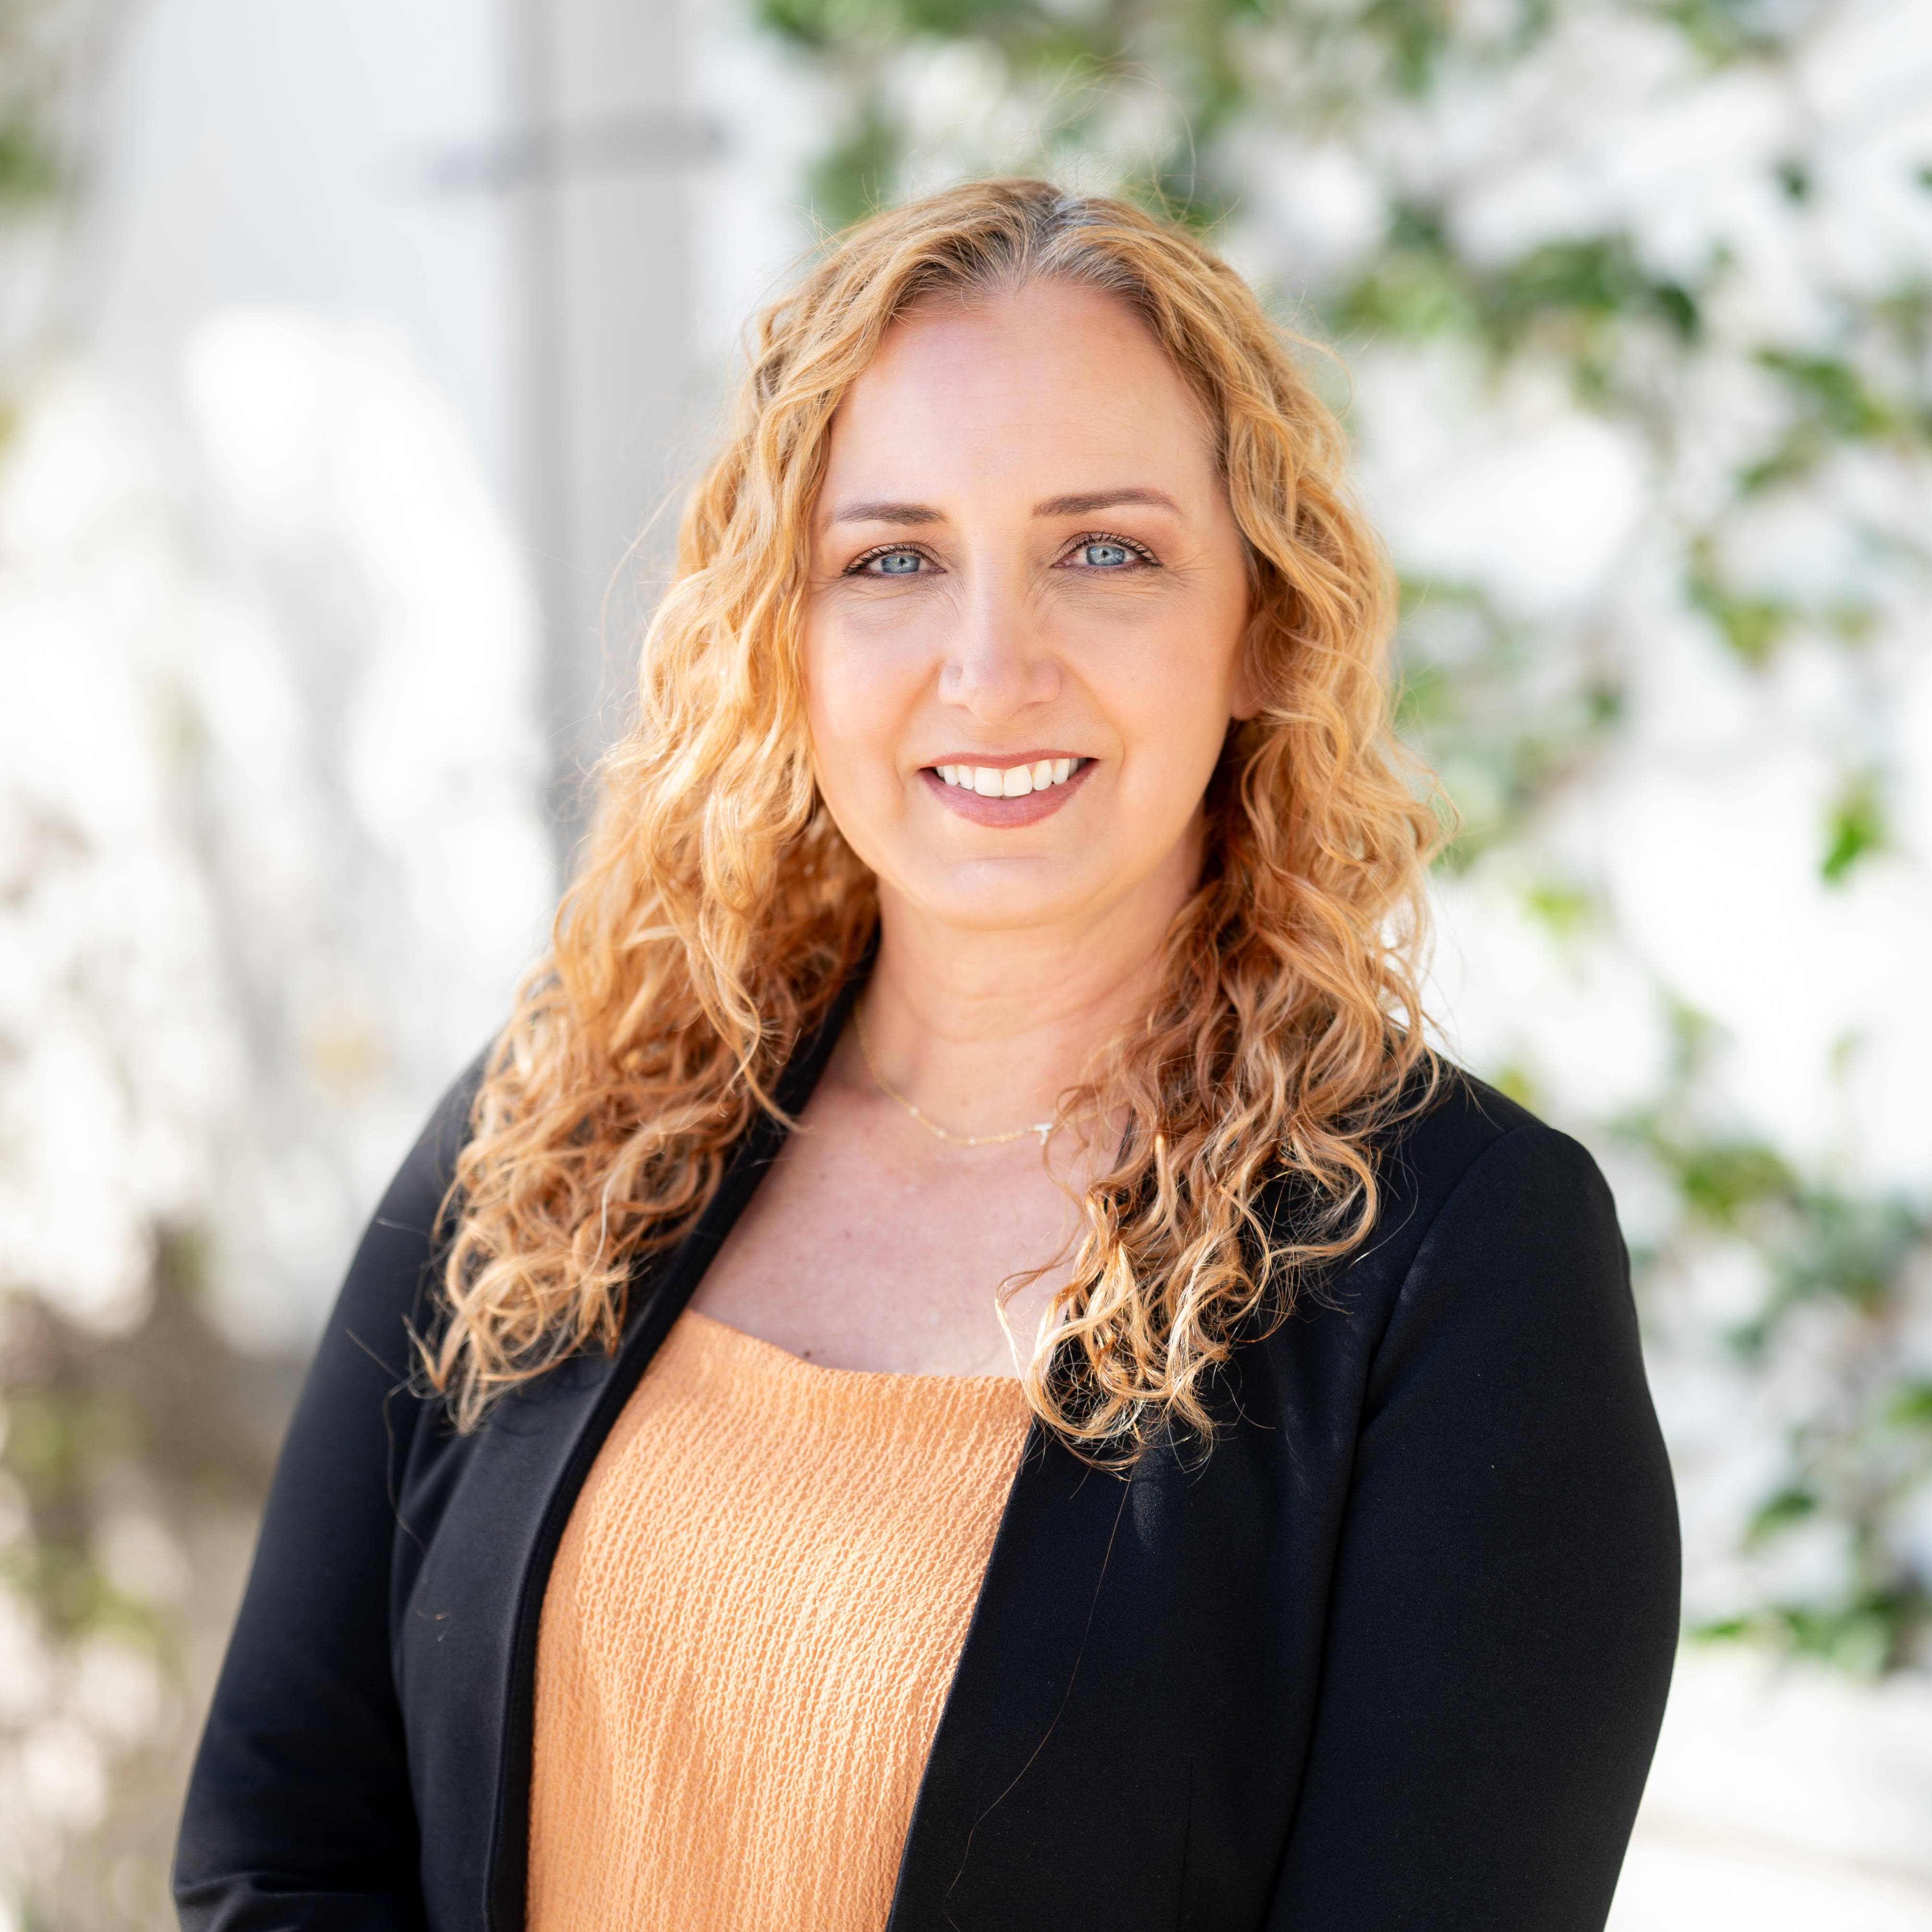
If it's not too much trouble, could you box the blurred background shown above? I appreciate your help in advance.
[1,0,1930,1923]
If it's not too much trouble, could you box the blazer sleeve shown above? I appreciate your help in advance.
[1267,1121,1681,1932]
[173,1073,478,1932]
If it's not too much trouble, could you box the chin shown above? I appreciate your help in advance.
[898,852,1104,931]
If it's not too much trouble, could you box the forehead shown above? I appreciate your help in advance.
[820,280,1216,502]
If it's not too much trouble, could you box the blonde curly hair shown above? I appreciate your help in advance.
[429,178,1441,1454]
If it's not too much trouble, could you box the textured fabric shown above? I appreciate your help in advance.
[525,1310,1031,1932]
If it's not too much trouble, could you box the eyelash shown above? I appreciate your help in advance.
[844,542,935,576]
[1072,530,1158,569]
[841,531,1160,576]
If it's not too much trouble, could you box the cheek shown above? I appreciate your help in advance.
[1083,591,1246,761]
[803,614,920,819]
[1185,569,1252,726]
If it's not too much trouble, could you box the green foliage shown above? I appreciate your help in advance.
[757,0,1567,228]
[0,1261,274,1635]
[1622,1035,1932,1669]
[0,114,60,205]
[1741,349,1918,491]
[1747,1483,1820,1541]
[0,1396,160,1667]
[0,1246,295,1921]
[1393,580,1625,866]
[1658,0,1801,62]
[1687,547,1793,664]
[0,0,90,215]
[0,0,100,468]
[1342,220,1702,369]
[1663,1135,1793,1231]
[1821,775,1886,885]
[1523,880,1595,937]
[808,100,901,228]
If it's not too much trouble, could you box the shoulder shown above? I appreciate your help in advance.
[1345,1061,1636,1396]
[1369,1059,1615,1268]
[314,1052,487,1388]
[1379,1059,1555,1200]
[1241,1061,1665,1531]
[1256,1060,1628,1369]
[234,1054,489,1608]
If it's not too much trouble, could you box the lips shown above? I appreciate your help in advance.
[920,753,1094,826]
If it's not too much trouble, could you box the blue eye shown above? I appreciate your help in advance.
[873,550,923,575]
[1080,542,1135,568]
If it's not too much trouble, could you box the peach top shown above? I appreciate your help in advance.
[526,1308,1033,1932]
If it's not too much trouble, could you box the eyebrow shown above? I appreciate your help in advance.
[1032,487,1181,518]
[826,486,1181,527]
[826,500,946,527]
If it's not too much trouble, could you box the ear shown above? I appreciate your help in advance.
[1228,602,1267,724]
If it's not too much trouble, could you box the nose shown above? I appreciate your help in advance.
[937,567,1059,723]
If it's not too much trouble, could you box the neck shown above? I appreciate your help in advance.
[857,850,1193,1142]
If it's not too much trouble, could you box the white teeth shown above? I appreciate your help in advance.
[939,757,1083,795]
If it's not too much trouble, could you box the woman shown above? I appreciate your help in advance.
[176,180,1678,1932]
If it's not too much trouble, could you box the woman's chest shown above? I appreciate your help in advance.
[526,1312,1031,1932]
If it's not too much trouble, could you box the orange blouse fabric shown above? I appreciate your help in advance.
[526,1309,1032,1932]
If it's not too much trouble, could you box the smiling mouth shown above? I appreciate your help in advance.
[931,756,1088,799]
[920,753,1094,827]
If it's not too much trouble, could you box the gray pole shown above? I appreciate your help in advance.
[507,0,707,881]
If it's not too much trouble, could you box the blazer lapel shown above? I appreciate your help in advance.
[885,1435,1159,1932]
[888,1333,1328,1932]
[398,976,863,1931]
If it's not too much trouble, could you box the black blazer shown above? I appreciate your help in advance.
[175,978,1680,1932]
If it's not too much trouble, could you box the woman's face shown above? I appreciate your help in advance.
[803,278,1254,940]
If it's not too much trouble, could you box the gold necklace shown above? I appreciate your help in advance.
[852,998,1053,1149]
